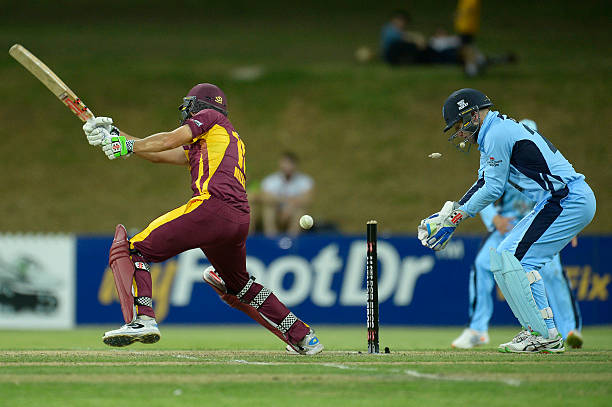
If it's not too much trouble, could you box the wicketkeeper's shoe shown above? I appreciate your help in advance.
[451,328,489,349]
[286,328,324,355]
[500,332,565,354]
[566,330,584,349]
[103,316,161,347]
[497,329,531,351]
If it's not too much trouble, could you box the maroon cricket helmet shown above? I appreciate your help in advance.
[188,83,227,113]
[179,83,228,123]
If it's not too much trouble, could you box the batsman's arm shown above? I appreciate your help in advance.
[122,125,192,165]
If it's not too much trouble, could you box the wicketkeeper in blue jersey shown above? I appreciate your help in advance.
[418,89,596,353]
[451,120,583,349]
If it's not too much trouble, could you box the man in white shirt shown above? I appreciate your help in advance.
[261,152,314,236]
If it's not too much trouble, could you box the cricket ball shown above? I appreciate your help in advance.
[299,215,314,230]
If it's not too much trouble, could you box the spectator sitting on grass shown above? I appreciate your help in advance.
[261,152,314,237]
[380,9,468,66]
[380,6,515,74]
[380,9,428,65]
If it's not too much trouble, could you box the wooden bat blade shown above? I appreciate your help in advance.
[9,44,95,122]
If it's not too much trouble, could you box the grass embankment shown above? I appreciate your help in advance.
[1,1,610,233]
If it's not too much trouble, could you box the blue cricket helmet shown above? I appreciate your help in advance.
[442,88,493,132]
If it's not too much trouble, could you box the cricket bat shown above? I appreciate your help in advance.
[9,44,95,122]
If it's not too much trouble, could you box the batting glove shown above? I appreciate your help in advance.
[98,128,134,160]
[418,201,467,251]
[83,116,117,146]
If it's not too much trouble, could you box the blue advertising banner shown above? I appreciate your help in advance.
[76,235,611,326]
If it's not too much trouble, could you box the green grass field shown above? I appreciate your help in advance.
[1,1,611,234]
[1,325,611,406]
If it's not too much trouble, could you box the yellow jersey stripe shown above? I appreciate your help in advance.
[196,151,205,195]
[129,198,206,246]
[200,124,230,196]
[133,278,138,314]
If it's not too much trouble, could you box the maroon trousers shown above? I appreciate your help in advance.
[127,196,309,344]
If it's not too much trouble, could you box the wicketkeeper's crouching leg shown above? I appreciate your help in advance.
[103,224,161,347]
[203,266,323,355]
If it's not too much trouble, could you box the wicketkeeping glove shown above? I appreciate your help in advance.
[83,117,117,146]
[98,128,134,160]
[417,201,468,251]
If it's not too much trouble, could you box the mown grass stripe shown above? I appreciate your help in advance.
[1,360,610,366]
[1,371,611,384]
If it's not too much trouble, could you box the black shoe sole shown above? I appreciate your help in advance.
[103,333,161,347]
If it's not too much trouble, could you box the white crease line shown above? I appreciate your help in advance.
[325,363,520,386]
[321,363,350,369]
[172,354,200,360]
[310,362,521,387]
[173,357,521,386]
[234,359,275,365]
[322,363,378,371]
[403,369,521,387]
[403,369,441,380]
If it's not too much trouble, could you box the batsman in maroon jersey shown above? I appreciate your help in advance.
[83,83,323,354]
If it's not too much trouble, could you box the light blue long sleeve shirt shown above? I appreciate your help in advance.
[458,110,584,217]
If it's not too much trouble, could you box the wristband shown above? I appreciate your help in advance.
[126,139,134,153]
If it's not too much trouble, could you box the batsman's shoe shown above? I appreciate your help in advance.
[103,316,161,347]
[500,332,565,354]
[202,266,227,293]
[286,328,324,355]
[451,328,489,349]
[566,330,584,349]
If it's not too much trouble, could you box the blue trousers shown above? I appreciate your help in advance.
[468,231,582,338]
[496,179,595,331]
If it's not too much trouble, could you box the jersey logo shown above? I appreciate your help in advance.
[457,99,469,110]
[215,96,223,104]
[194,119,203,127]
[487,156,503,167]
